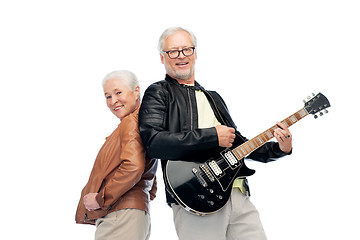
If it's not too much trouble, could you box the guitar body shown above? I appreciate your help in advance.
[164,137,256,215]
[164,93,330,216]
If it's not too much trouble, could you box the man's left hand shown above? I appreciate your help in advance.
[274,121,292,154]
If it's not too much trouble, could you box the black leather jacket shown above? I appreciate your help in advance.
[139,75,289,203]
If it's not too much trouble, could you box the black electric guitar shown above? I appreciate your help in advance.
[164,92,331,216]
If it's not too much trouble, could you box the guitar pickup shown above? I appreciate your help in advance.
[199,164,215,182]
[223,150,238,166]
[208,160,223,177]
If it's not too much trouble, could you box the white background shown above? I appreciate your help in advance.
[1,0,359,239]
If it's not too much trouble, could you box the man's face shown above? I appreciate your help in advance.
[160,31,197,83]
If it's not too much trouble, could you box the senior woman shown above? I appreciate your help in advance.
[75,70,157,240]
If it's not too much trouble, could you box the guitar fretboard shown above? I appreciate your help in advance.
[232,108,308,160]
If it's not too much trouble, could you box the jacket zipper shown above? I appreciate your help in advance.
[83,204,112,222]
[82,130,117,223]
[187,87,194,130]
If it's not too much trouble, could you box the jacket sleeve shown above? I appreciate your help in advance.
[139,83,219,160]
[96,115,145,209]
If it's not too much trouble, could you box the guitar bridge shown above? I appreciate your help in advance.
[192,168,208,187]
[199,164,215,182]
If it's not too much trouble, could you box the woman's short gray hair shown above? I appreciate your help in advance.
[102,70,139,91]
[158,27,197,52]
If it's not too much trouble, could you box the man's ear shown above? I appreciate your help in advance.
[160,53,165,64]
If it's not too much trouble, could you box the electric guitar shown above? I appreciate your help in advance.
[164,92,331,216]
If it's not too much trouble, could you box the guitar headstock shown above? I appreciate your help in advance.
[304,93,331,119]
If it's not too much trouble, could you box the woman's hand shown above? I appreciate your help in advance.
[83,193,101,211]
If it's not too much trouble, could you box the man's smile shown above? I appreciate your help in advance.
[175,62,189,67]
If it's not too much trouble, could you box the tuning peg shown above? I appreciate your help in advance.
[307,96,311,100]
[312,93,315,97]
[319,112,324,116]
[324,109,328,114]
[303,99,307,104]
[314,114,318,119]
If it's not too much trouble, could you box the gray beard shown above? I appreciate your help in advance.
[174,72,191,80]
[168,67,194,81]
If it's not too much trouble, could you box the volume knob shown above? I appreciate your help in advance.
[216,195,223,200]
[198,194,205,201]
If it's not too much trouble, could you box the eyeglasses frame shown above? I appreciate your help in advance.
[161,47,196,59]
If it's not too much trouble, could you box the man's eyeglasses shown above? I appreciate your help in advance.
[162,47,195,59]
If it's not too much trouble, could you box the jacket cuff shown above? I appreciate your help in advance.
[96,189,105,209]
[276,142,293,156]
[285,147,293,155]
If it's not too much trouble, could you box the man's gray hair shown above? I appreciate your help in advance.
[158,27,197,52]
[102,70,139,91]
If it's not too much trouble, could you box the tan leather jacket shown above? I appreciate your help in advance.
[75,108,157,225]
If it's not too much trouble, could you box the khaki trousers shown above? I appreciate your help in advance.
[95,209,151,240]
[172,188,267,240]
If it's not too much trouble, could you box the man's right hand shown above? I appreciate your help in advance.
[215,125,235,148]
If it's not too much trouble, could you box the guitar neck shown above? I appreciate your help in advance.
[231,108,309,160]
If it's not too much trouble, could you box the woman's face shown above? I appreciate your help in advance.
[103,78,140,120]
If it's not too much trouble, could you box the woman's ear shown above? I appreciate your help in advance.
[135,85,140,100]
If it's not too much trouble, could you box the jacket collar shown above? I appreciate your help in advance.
[165,74,203,90]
